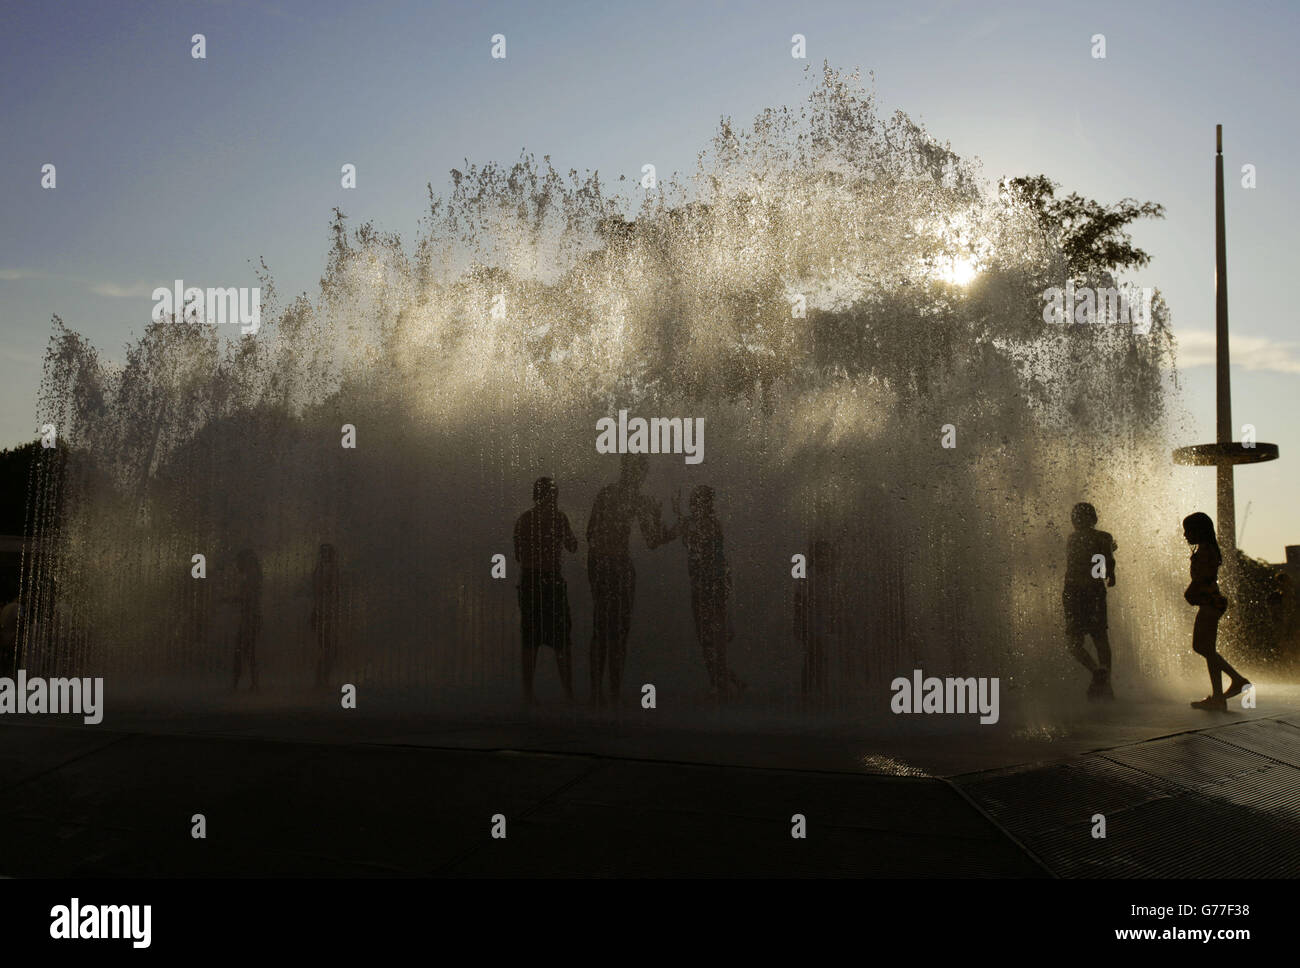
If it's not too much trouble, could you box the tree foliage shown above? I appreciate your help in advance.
[1005,174,1165,279]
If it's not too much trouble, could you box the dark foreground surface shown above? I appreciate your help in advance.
[1,689,1298,877]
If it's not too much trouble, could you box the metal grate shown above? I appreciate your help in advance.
[1207,718,1300,768]
[954,719,1300,878]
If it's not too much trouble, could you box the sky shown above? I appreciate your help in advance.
[1,0,1297,560]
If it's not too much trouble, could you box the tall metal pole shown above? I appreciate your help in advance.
[1215,124,1236,566]
[1173,127,1277,569]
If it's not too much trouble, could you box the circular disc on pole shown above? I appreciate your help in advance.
[1172,442,1279,465]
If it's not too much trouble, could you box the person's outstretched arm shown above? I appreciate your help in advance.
[563,512,578,554]
[639,496,675,549]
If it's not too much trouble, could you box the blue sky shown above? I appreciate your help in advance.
[2,0,1297,558]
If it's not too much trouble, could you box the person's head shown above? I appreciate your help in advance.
[619,453,648,488]
[689,485,715,518]
[1182,511,1217,547]
[1070,502,1098,530]
[318,543,336,564]
[532,476,557,505]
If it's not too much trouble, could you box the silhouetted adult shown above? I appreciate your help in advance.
[311,543,340,689]
[671,485,743,700]
[1062,502,1117,700]
[225,549,262,692]
[586,454,673,705]
[514,477,577,703]
[1182,512,1250,710]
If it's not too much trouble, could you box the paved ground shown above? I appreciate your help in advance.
[0,686,1297,877]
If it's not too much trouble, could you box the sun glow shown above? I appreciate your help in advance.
[935,253,981,286]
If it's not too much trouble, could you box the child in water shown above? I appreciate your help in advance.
[1182,512,1250,710]
[311,544,340,690]
[1062,502,1117,700]
[225,549,262,692]
[672,485,744,701]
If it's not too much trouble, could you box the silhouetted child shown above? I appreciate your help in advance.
[1062,502,1117,699]
[671,485,743,701]
[1182,512,1249,710]
[311,543,340,689]
[515,477,577,704]
[224,549,262,692]
[794,538,840,704]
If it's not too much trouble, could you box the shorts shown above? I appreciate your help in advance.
[518,569,572,652]
[1063,583,1107,636]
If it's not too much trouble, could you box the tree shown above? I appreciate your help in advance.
[0,441,51,535]
[1005,174,1165,278]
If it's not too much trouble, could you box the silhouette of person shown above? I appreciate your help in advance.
[586,454,673,706]
[1182,512,1250,710]
[311,543,340,689]
[224,548,262,692]
[184,562,212,656]
[1062,502,1117,700]
[671,485,744,700]
[795,538,841,704]
[514,477,577,703]
[0,582,19,678]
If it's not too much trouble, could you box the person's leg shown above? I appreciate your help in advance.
[608,564,634,701]
[1220,655,1249,698]
[324,626,336,687]
[1200,646,1248,699]
[815,638,827,696]
[232,642,243,690]
[521,573,541,704]
[521,641,537,704]
[589,632,606,706]
[314,626,325,688]
[1192,607,1223,697]
[1066,633,1097,672]
[556,585,575,701]
[589,559,608,705]
[691,586,716,691]
[322,621,336,687]
[608,639,625,699]
[1093,630,1111,671]
[590,558,613,701]
[713,612,730,699]
[555,645,574,701]
[712,583,736,697]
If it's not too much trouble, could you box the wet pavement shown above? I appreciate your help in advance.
[0,684,1296,876]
